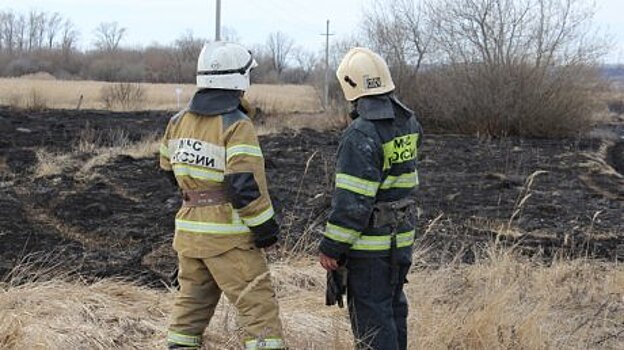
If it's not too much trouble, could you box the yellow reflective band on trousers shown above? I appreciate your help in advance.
[160,143,170,159]
[167,331,201,347]
[176,219,251,235]
[382,133,419,170]
[241,206,275,227]
[380,170,419,190]
[227,144,263,162]
[335,173,380,197]
[351,230,416,251]
[324,223,361,244]
[173,164,224,182]
[245,337,285,350]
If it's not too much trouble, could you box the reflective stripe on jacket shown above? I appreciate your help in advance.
[160,89,278,257]
[319,93,423,259]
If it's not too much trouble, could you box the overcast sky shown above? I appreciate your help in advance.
[3,0,624,62]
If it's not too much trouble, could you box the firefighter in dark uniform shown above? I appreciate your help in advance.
[319,47,423,350]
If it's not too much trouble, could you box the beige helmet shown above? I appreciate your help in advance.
[336,47,395,101]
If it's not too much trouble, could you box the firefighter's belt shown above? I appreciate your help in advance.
[371,198,416,227]
[182,189,229,207]
[371,198,416,285]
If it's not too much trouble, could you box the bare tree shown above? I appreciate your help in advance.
[174,31,203,62]
[359,0,607,136]
[0,10,69,54]
[363,0,433,93]
[27,10,46,51]
[61,19,79,55]
[0,11,14,53]
[247,44,277,83]
[267,31,294,75]
[46,12,62,49]
[329,36,362,68]
[422,0,608,136]
[292,47,318,82]
[94,22,126,52]
[222,26,240,42]
[15,14,27,53]
[171,31,204,82]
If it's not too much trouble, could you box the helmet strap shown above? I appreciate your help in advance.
[197,56,254,76]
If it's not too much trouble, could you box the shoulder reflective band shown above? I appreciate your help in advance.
[382,133,419,170]
[173,164,224,182]
[380,170,419,190]
[351,230,416,251]
[245,337,286,350]
[241,206,275,227]
[226,144,263,162]
[160,143,170,159]
[176,219,251,235]
[167,331,201,347]
[335,173,380,197]
[324,223,361,244]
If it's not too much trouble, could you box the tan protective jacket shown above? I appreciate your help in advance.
[159,93,278,257]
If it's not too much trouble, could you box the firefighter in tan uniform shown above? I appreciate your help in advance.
[160,42,285,350]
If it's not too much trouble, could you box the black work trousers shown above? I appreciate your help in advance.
[346,255,411,350]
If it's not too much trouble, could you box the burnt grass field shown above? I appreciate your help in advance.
[0,107,623,286]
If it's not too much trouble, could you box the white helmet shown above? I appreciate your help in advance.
[196,41,258,91]
[336,47,395,101]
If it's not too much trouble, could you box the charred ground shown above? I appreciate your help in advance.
[0,107,622,285]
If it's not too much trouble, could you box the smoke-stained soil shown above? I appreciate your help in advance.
[0,107,622,285]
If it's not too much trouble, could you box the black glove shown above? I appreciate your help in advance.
[161,169,177,187]
[255,234,278,248]
[325,265,348,308]
[251,218,279,248]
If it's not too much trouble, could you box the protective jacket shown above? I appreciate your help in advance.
[319,93,423,260]
[160,89,279,257]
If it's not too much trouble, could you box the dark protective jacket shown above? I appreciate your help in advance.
[319,93,423,259]
[160,89,279,257]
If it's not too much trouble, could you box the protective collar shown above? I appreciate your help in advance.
[353,93,413,121]
[188,89,241,116]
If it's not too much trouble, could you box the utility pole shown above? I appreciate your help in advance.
[320,20,334,110]
[215,0,221,41]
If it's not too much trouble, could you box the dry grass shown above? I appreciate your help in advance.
[256,112,348,135]
[410,247,623,349]
[247,87,323,115]
[595,85,624,118]
[33,129,159,179]
[33,149,73,178]
[1,247,622,350]
[0,77,321,113]
[100,83,146,110]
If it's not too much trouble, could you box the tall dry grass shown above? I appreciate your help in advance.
[255,112,348,135]
[1,246,622,349]
[32,128,160,179]
[0,77,321,113]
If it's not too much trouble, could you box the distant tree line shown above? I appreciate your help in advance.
[0,9,322,85]
[0,2,614,137]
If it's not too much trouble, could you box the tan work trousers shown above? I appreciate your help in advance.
[168,246,284,348]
